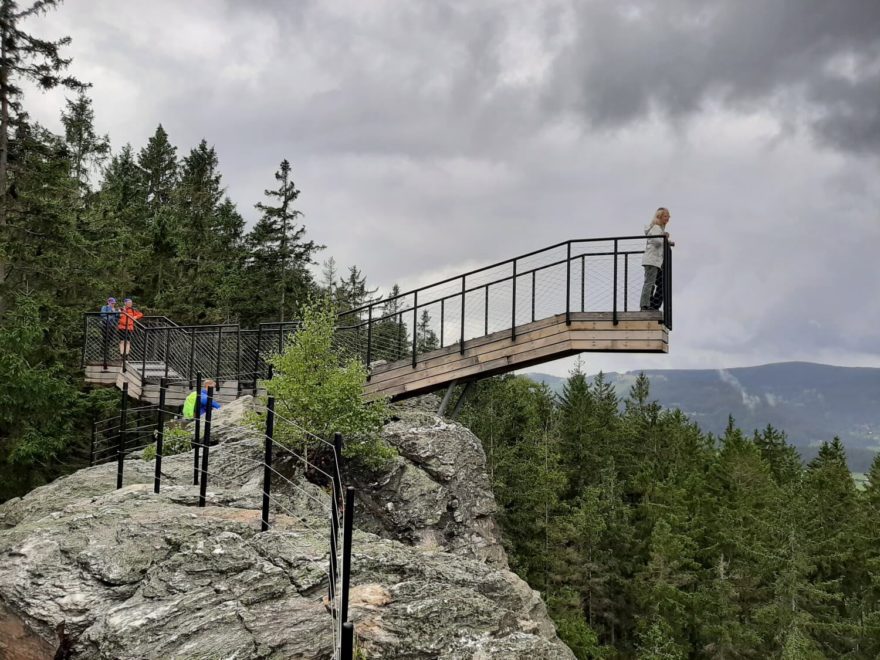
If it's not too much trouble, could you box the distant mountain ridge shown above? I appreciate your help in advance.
[526,362,880,472]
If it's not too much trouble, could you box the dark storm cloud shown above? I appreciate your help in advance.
[28,0,880,375]
[551,0,880,155]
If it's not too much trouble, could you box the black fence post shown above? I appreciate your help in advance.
[235,327,241,386]
[154,378,167,494]
[330,434,344,607]
[341,622,354,660]
[261,396,275,532]
[624,253,629,312]
[412,291,418,368]
[254,325,263,393]
[531,270,536,322]
[341,486,355,624]
[116,382,128,489]
[511,260,517,340]
[612,239,619,326]
[163,328,171,380]
[460,276,466,355]
[565,242,572,325]
[188,331,196,387]
[664,238,673,330]
[215,327,222,381]
[439,299,444,347]
[198,385,214,508]
[581,254,585,312]
[193,372,202,485]
[366,306,373,378]
[484,285,489,336]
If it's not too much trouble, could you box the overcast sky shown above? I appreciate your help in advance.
[29,0,880,376]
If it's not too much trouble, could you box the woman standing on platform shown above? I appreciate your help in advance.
[640,207,674,311]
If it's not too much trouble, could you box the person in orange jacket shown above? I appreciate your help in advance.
[117,298,144,357]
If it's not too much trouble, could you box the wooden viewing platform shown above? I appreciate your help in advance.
[365,311,667,400]
[82,235,673,404]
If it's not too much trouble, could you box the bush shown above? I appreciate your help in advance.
[142,426,192,461]
[263,297,393,471]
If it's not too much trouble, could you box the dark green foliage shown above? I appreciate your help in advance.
[241,159,321,325]
[462,369,880,658]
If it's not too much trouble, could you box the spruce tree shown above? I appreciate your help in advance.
[0,0,85,313]
[60,92,109,189]
[137,125,178,299]
[243,159,320,325]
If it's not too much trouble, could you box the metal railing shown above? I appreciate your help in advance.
[336,235,671,370]
[82,234,671,386]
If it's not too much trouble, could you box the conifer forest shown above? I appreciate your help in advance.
[1,2,878,658]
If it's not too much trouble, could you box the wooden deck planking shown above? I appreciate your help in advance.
[366,313,668,400]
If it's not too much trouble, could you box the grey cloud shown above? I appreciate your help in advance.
[550,0,880,155]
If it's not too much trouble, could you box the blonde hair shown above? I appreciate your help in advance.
[204,379,217,389]
[651,207,669,225]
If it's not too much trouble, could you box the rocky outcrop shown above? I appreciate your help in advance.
[0,399,573,659]
[353,409,507,567]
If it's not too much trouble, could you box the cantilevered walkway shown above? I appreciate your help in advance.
[82,235,672,404]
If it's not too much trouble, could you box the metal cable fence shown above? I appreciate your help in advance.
[92,380,358,659]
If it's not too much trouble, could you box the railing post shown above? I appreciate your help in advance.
[341,622,354,660]
[412,291,418,368]
[565,242,572,325]
[612,239,619,326]
[193,372,202,485]
[531,270,536,322]
[255,325,263,391]
[366,306,373,378]
[215,327,222,381]
[188,331,196,387]
[341,487,355,625]
[261,396,275,531]
[154,378,166,494]
[624,253,629,312]
[116,382,128,489]
[235,327,241,392]
[198,385,214,508]
[330,432,343,607]
[484,285,489,336]
[460,276,466,355]
[581,254,585,312]
[163,328,171,380]
[141,327,148,382]
[511,260,517,340]
[664,238,673,330]
[440,299,444,347]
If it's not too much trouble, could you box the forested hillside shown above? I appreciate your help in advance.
[0,2,382,501]
[528,363,880,473]
[460,369,880,658]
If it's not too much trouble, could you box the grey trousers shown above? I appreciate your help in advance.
[640,265,661,310]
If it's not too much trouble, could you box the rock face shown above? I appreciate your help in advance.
[0,400,574,659]
[353,409,507,566]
